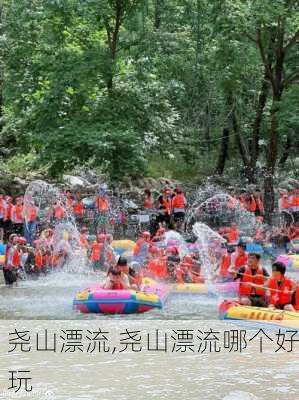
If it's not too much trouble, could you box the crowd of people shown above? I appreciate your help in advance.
[1,183,299,314]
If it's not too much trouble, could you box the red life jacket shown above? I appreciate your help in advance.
[279,197,289,210]
[248,196,257,212]
[35,250,43,269]
[4,203,13,221]
[96,197,109,212]
[26,205,37,222]
[290,195,299,207]
[255,197,264,212]
[219,253,231,278]
[73,202,84,216]
[172,194,186,210]
[90,242,103,262]
[53,205,65,219]
[111,281,125,290]
[232,252,248,270]
[12,204,23,223]
[227,228,239,244]
[239,266,266,297]
[11,248,21,267]
[268,277,294,306]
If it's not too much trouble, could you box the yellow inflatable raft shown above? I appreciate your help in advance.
[220,300,299,329]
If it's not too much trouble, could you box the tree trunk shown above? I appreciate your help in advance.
[154,0,162,30]
[263,94,281,223]
[215,128,229,175]
[250,76,269,169]
[105,0,122,93]
[279,133,292,166]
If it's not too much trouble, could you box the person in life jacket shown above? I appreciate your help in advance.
[65,190,74,209]
[2,234,18,285]
[73,192,84,223]
[157,189,172,225]
[267,262,296,311]
[229,241,248,274]
[254,217,265,243]
[172,187,186,222]
[52,201,66,221]
[292,285,299,311]
[246,193,257,213]
[11,197,24,235]
[115,256,131,288]
[133,231,152,263]
[233,252,269,307]
[146,252,168,280]
[289,188,299,222]
[0,194,6,238]
[152,224,166,242]
[253,189,264,217]
[176,256,193,284]
[218,244,234,282]
[224,222,240,245]
[143,189,154,209]
[24,199,38,245]
[104,269,126,290]
[90,233,106,270]
[95,191,110,213]
[79,227,90,249]
[3,196,13,240]
[238,190,247,210]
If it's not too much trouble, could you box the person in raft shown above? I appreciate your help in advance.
[267,262,297,311]
[233,252,269,307]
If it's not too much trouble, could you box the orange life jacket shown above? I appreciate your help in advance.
[53,205,65,219]
[232,252,248,271]
[239,266,266,297]
[147,257,167,279]
[35,250,43,269]
[90,242,104,262]
[248,196,257,212]
[26,205,38,222]
[219,253,231,278]
[226,228,239,244]
[96,197,109,212]
[290,195,299,207]
[279,197,289,210]
[172,194,186,210]
[11,248,21,267]
[255,197,264,212]
[12,204,23,223]
[4,203,12,221]
[268,277,294,306]
[73,202,84,216]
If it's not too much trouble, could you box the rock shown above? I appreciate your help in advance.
[62,175,91,188]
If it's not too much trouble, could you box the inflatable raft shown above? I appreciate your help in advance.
[170,281,238,296]
[73,284,163,314]
[219,300,299,329]
[142,277,238,296]
[276,254,299,271]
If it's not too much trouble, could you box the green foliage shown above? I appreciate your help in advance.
[0,0,298,183]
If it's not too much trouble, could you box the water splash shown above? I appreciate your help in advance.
[186,185,257,238]
[192,222,225,283]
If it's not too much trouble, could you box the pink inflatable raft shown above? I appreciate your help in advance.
[73,283,167,314]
